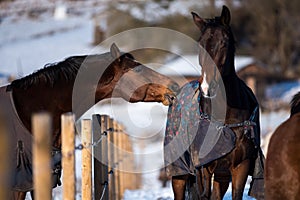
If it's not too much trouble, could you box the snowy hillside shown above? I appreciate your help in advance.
[0,14,94,77]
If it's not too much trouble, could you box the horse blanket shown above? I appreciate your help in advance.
[0,86,61,192]
[164,80,236,176]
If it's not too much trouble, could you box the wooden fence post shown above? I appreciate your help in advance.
[93,114,101,200]
[118,124,125,199]
[32,112,52,200]
[0,113,9,199]
[113,120,120,200]
[91,115,140,200]
[125,135,134,190]
[107,117,115,200]
[122,133,129,191]
[123,132,133,191]
[81,119,92,200]
[61,113,76,200]
[93,114,109,200]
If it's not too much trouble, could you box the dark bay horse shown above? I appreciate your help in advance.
[168,6,264,200]
[1,43,178,199]
[265,92,300,199]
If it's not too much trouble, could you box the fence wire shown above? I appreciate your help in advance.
[75,128,114,151]
[99,170,114,200]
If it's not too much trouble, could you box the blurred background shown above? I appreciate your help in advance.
[0,0,299,199]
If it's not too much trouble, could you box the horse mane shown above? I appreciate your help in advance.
[9,53,112,90]
[9,56,86,89]
[290,92,300,116]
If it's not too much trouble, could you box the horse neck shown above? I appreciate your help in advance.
[220,49,239,93]
[72,67,122,119]
[200,63,243,122]
[221,63,255,122]
[221,48,235,76]
[12,79,74,148]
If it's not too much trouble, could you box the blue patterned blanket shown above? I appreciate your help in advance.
[164,80,236,176]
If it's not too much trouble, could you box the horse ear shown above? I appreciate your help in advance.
[220,5,231,26]
[191,12,205,29]
[110,43,121,62]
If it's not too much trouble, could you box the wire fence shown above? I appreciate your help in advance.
[34,112,141,200]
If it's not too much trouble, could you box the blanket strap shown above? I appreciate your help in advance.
[225,106,258,147]
[51,148,62,186]
[199,106,259,147]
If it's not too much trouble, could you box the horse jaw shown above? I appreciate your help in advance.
[129,87,175,106]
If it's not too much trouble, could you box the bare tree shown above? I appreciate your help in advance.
[243,0,300,76]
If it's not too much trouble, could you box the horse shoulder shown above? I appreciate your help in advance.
[267,118,290,161]
[266,113,300,199]
[285,114,300,165]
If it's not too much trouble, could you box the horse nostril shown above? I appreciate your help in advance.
[170,83,180,94]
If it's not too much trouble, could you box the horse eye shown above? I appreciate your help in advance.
[124,53,134,60]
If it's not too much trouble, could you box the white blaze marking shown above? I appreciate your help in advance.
[201,73,209,95]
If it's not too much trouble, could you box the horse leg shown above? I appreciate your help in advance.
[172,174,189,200]
[211,170,231,200]
[10,191,27,200]
[211,180,229,200]
[196,167,212,200]
[231,159,250,200]
[30,190,34,199]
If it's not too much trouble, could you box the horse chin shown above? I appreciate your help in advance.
[141,95,169,105]
[139,95,173,106]
[163,93,176,106]
[162,99,171,106]
[129,88,176,105]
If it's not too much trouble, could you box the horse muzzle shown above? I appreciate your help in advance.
[163,93,176,106]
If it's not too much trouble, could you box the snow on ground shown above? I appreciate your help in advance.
[116,0,201,22]
[0,15,94,77]
[266,81,300,104]
[123,145,255,200]
[0,2,293,199]
[78,101,289,199]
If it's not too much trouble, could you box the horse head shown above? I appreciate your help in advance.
[192,6,235,97]
[95,43,179,105]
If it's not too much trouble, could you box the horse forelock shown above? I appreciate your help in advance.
[290,92,300,116]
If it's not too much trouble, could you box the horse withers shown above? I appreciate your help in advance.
[1,43,179,199]
[166,6,264,200]
[265,92,300,199]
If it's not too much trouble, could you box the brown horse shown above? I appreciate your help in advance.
[1,43,178,199]
[169,6,264,200]
[265,92,300,199]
